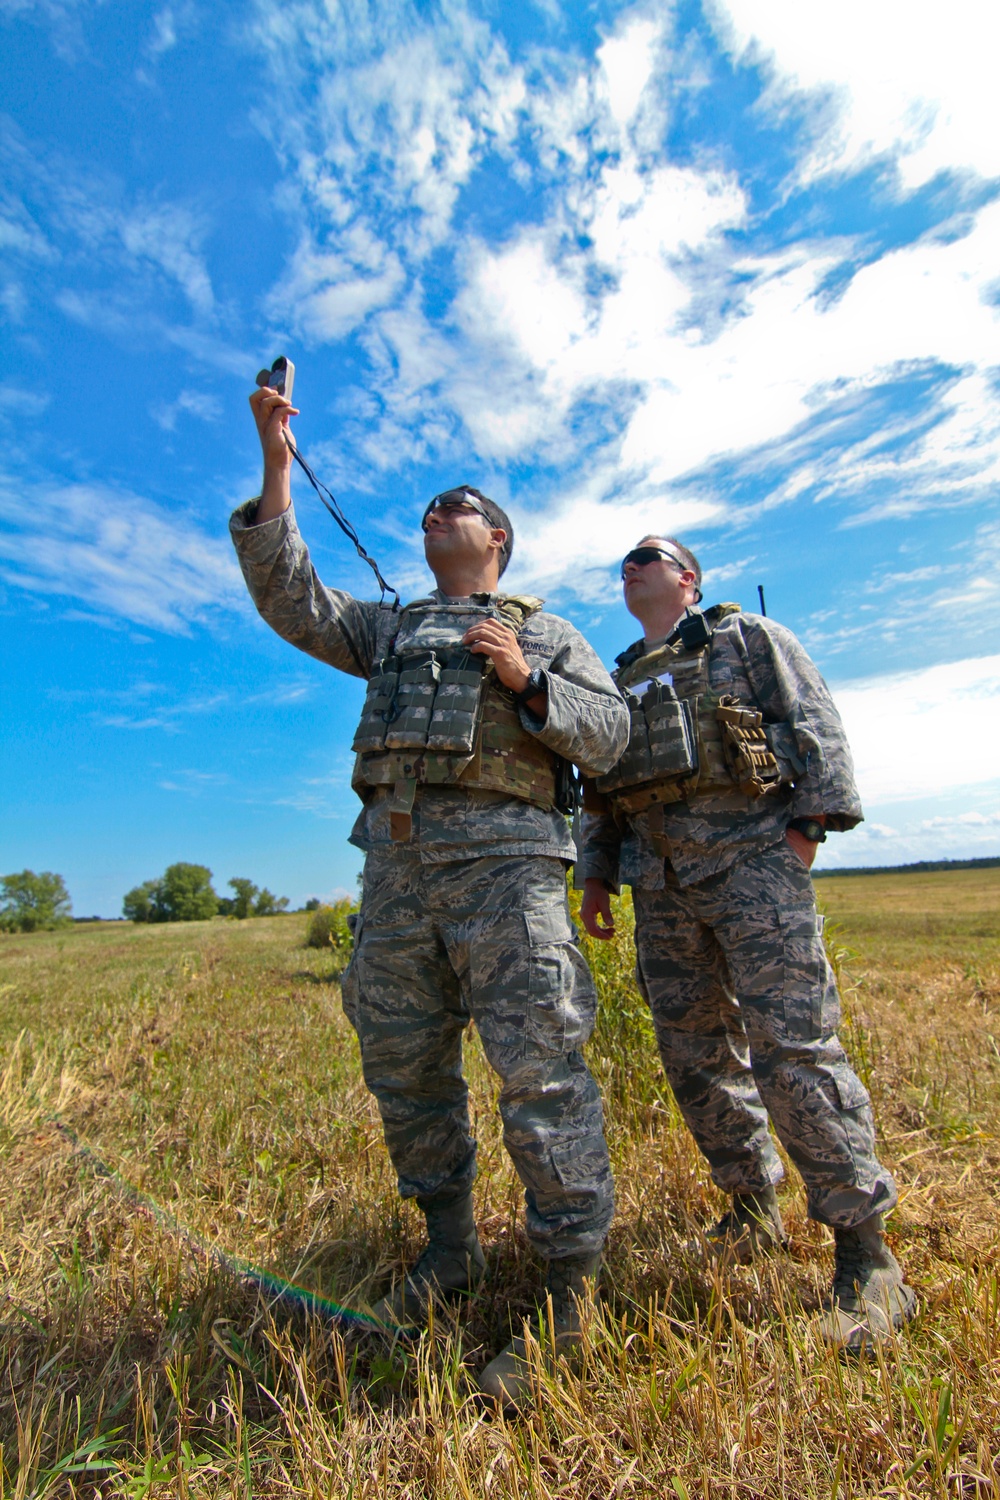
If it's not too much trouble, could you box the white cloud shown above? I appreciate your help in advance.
[597,17,662,127]
[152,389,222,431]
[250,0,527,341]
[710,0,1000,189]
[921,809,1000,831]
[0,473,245,632]
[240,1,1000,607]
[115,201,214,316]
[266,234,405,343]
[506,479,724,602]
[143,3,197,61]
[814,793,1000,869]
[833,654,1000,805]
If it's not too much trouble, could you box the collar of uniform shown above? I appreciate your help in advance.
[614,605,710,671]
[430,588,499,605]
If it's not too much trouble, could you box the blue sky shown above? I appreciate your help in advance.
[2,0,999,917]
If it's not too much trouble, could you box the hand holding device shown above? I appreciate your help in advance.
[255,355,295,405]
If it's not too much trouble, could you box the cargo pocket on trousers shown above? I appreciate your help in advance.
[339,914,363,1029]
[524,906,595,1057]
[550,1137,602,1192]
[825,1063,871,1113]
[777,904,831,1041]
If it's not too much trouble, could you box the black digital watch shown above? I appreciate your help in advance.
[788,817,827,843]
[515,667,546,706]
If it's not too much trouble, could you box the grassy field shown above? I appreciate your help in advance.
[1,867,997,1497]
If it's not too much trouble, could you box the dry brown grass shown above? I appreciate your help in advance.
[0,868,997,1497]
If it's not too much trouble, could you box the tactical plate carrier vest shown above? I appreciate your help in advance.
[351,595,563,839]
[591,604,786,815]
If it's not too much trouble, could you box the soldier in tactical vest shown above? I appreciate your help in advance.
[579,536,915,1352]
[231,381,629,1408]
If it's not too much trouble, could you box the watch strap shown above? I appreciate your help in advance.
[515,667,546,706]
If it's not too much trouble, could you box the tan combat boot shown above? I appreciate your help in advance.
[815,1212,916,1352]
[698,1186,787,1263]
[371,1193,485,1334]
[478,1251,601,1413]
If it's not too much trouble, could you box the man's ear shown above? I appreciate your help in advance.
[489,526,507,555]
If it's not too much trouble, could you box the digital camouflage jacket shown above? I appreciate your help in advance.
[577,607,863,890]
[230,502,629,864]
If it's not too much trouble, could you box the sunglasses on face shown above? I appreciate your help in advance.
[421,489,490,531]
[620,546,689,579]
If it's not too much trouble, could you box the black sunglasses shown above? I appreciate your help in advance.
[621,546,703,601]
[421,488,490,531]
[620,546,689,579]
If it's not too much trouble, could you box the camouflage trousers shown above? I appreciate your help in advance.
[632,839,898,1228]
[340,850,614,1258]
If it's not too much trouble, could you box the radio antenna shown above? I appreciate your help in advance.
[757,584,767,617]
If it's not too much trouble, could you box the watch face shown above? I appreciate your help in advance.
[794,819,825,842]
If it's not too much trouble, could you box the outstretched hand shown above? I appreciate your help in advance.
[581,878,616,940]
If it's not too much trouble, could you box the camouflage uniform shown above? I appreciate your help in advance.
[231,503,628,1257]
[579,608,898,1229]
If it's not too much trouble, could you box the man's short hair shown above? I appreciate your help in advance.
[462,486,514,578]
[639,534,703,601]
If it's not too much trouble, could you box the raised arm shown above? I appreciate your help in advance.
[230,385,385,679]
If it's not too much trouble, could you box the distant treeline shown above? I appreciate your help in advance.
[816,856,1000,878]
[124,864,290,922]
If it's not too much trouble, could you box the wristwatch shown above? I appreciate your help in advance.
[515,667,546,706]
[788,817,827,843]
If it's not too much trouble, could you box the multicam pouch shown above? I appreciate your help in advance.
[351,663,399,754]
[384,652,442,750]
[717,697,781,797]
[426,653,486,753]
[645,682,698,779]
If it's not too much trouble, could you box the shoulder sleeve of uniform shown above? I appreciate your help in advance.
[515,614,629,776]
[731,613,863,830]
[229,500,384,679]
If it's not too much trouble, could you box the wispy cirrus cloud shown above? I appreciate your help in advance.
[245,0,1000,620]
[0,114,236,372]
[94,678,315,730]
[0,472,245,632]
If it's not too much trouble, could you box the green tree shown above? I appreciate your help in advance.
[254,887,289,917]
[0,870,72,932]
[228,877,259,919]
[159,863,219,922]
[122,879,162,923]
[123,864,218,923]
